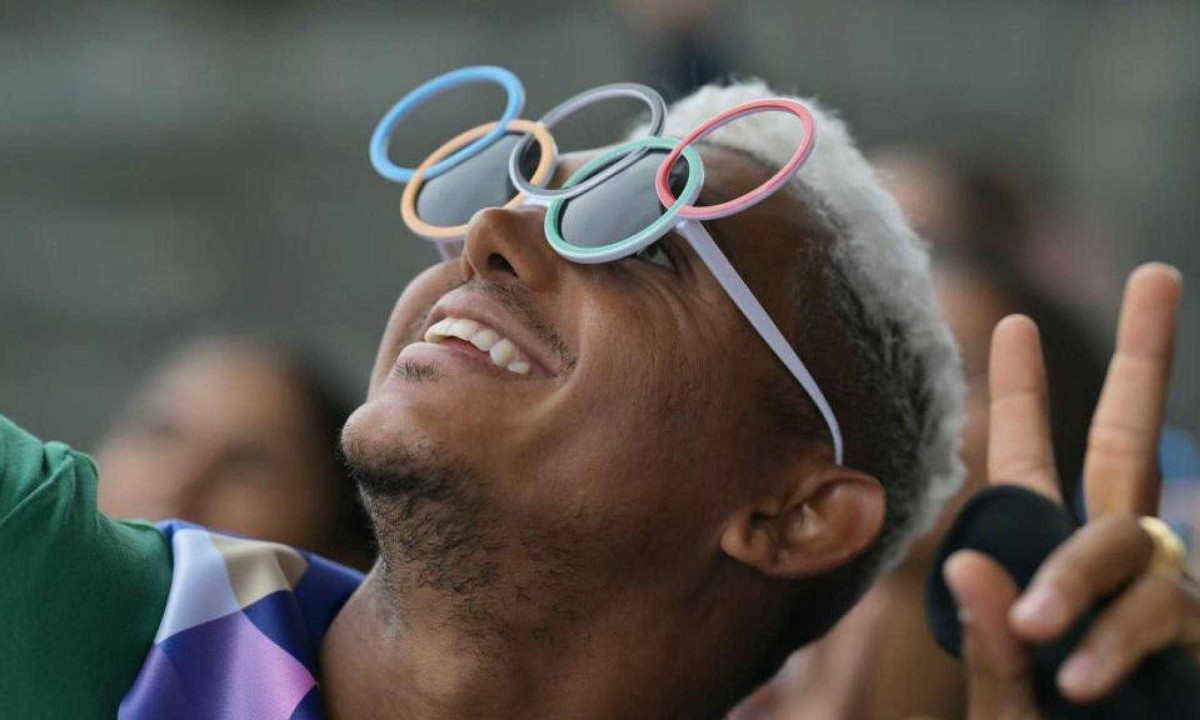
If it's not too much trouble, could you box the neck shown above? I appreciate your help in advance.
[320,559,761,720]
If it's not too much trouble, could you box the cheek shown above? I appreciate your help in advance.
[528,353,754,567]
[540,284,755,510]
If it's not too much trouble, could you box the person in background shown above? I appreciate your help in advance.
[870,149,1034,258]
[95,335,374,570]
[933,246,1108,515]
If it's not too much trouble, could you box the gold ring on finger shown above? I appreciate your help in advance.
[1139,516,1187,577]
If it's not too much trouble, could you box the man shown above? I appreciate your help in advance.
[1,80,1194,719]
[322,84,967,716]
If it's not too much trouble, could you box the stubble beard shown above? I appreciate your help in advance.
[341,427,501,615]
[340,420,609,648]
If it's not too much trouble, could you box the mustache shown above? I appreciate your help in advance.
[405,277,578,372]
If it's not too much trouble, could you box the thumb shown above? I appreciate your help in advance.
[944,550,1041,719]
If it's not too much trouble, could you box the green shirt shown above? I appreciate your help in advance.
[0,413,172,718]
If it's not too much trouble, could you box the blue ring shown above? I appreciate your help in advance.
[369,66,525,183]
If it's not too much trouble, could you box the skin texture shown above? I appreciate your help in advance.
[323,147,887,720]
[95,342,351,559]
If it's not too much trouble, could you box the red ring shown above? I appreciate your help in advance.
[654,99,816,221]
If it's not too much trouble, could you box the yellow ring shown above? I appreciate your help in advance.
[401,119,556,240]
[1140,516,1187,576]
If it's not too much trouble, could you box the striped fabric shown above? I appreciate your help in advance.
[119,521,364,719]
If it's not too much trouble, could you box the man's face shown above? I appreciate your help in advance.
[343,145,824,591]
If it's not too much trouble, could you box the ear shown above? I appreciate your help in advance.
[720,464,885,579]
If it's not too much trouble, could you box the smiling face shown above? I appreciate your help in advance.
[341,144,857,625]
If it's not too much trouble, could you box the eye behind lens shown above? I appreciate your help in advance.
[557,150,675,250]
[415,133,533,227]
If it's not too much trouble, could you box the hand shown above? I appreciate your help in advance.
[943,263,1198,718]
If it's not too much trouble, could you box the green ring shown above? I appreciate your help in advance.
[544,136,705,262]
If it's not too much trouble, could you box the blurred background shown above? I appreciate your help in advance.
[2,0,1197,449]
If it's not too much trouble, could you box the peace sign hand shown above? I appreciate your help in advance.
[942,263,1198,717]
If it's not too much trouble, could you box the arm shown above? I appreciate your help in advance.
[0,413,172,719]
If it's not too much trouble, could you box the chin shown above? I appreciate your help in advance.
[340,381,476,489]
[341,396,413,475]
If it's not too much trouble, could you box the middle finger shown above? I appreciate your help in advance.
[1010,515,1153,641]
[1084,263,1182,518]
[1056,570,1195,703]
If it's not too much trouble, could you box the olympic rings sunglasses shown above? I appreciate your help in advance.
[369,66,844,464]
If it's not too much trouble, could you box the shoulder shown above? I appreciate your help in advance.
[0,412,90,520]
[119,524,363,718]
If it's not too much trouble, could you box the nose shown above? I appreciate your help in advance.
[460,205,562,291]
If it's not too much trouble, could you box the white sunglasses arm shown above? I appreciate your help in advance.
[677,220,845,465]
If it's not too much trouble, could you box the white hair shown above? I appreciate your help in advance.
[632,81,965,573]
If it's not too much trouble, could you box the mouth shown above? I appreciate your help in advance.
[394,290,565,381]
[421,316,536,376]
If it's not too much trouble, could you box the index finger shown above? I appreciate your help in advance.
[987,314,1063,503]
[1085,263,1182,518]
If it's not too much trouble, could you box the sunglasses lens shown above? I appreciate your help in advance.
[557,149,689,250]
[415,133,542,227]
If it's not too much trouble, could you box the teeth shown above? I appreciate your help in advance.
[489,339,516,367]
[425,316,533,376]
[448,318,479,337]
[424,318,454,342]
[469,329,499,351]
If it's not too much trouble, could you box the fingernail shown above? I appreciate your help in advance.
[956,605,973,626]
[1060,651,1102,695]
[943,554,972,620]
[1012,587,1064,628]
[946,578,970,625]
